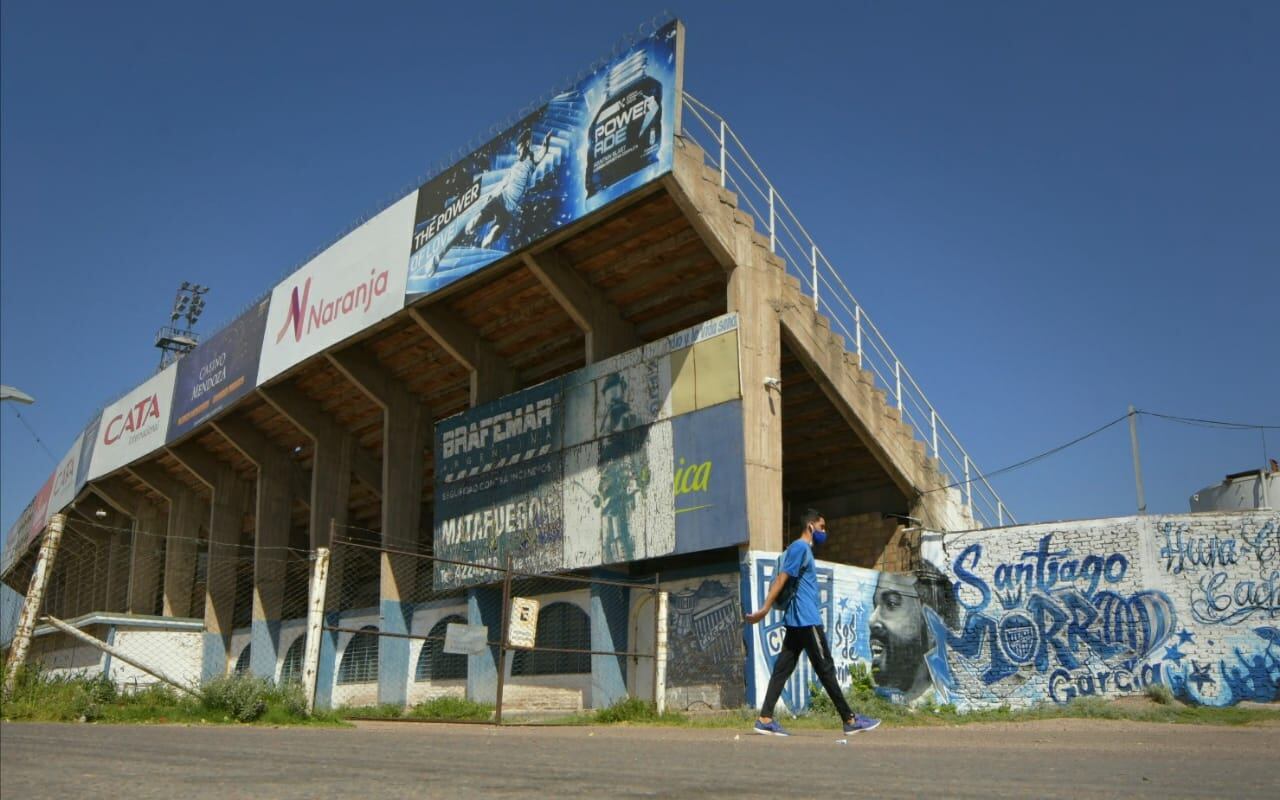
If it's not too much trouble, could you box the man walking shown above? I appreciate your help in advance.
[744,509,881,736]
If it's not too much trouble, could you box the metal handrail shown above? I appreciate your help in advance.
[680,92,1012,528]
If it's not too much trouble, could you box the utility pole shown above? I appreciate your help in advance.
[1128,405,1146,515]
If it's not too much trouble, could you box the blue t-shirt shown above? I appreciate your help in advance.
[780,539,821,628]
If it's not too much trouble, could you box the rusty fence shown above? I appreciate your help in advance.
[322,527,668,723]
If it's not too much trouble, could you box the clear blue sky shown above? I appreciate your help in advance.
[2,0,1277,550]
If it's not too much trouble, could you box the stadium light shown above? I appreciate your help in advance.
[155,281,211,369]
[0,385,36,404]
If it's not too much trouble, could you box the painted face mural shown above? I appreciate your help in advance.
[869,563,958,705]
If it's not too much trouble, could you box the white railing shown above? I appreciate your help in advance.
[680,92,1012,528]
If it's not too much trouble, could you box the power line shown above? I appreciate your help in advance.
[924,413,1131,496]
[5,405,57,463]
[1139,410,1280,430]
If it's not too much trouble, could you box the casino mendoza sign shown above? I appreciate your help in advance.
[256,193,415,384]
[168,298,269,440]
[86,364,178,481]
[405,20,683,300]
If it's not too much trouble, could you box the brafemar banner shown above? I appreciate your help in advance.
[405,20,681,299]
[86,365,179,481]
[168,297,269,440]
[257,193,415,384]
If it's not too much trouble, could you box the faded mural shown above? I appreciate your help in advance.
[434,314,747,589]
[744,510,1278,712]
[665,572,745,710]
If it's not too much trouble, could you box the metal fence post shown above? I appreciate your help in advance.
[963,456,972,510]
[494,555,513,725]
[768,188,775,254]
[810,245,819,311]
[302,545,331,715]
[654,588,668,716]
[894,362,902,409]
[854,306,862,365]
[930,409,938,459]
[4,513,66,696]
[718,119,726,187]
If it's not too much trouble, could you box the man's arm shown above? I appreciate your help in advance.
[744,571,789,625]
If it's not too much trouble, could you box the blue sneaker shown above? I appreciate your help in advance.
[844,714,881,734]
[754,719,790,736]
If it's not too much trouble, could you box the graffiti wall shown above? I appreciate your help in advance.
[664,569,745,710]
[434,314,747,589]
[742,510,1278,713]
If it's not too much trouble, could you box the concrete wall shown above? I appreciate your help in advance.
[743,509,1279,713]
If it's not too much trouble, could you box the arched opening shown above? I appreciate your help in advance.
[415,615,468,681]
[233,642,252,675]
[279,635,306,684]
[511,602,590,676]
[337,625,380,684]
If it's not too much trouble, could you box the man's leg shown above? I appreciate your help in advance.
[801,625,855,722]
[760,627,803,719]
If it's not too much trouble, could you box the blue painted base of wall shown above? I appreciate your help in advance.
[250,619,281,680]
[467,587,502,704]
[590,571,629,708]
[201,631,229,683]
[378,598,410,706]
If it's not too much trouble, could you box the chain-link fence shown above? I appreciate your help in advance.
[4,515,314,698]
[323,526,666,723]
[3,517,750,724]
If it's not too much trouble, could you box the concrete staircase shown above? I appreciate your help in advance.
[667,137,975,533]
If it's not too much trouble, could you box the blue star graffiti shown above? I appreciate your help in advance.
[1165,627,1279,706]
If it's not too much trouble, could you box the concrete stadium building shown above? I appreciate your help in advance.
[13,20,1265,715]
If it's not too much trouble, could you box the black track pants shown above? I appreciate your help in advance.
[760,625,853,722]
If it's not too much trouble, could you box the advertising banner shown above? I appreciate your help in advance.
[74,417,100,490]
[434,314,747,590]
[1,498,38,573]
[257,193,416,384]
[24,474,55,555]
[168,298,269,440]
[86,365,178,481]
[405,21,682,299]
[47,432,86,526]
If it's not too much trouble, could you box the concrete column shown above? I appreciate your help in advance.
[163,488,206,618]
[202,468,249,682]
[466,586,502,704]
[522,249,638,364]
[327,347,430,708]
[251,450,292,680]
[727,234,785,553]
[104,529,131,612]
[590,572,629,709]
[128,502,166,615]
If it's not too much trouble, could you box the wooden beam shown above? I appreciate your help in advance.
[89,481,147,517]
[126,463,185,501]
[522,248,638,364]
[258,384,381,495]
[166,442,224,488]
[407,307,518,406]
[327,346,395,410]
[211,417,311,504]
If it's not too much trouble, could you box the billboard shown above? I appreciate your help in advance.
[434,313,745,589]
[86,365,178,481]
[47,432,86,526]
[405,20,682,299]
[257,193,416,384]
[169,298,269,440]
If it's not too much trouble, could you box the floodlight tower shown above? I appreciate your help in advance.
[155,282,209,369]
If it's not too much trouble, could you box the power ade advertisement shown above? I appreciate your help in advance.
[168,298,269,440]
[405,20,681,299]
[86,365,178,481]
[257,194,415,384]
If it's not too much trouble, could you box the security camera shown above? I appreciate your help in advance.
[763,377,782,391]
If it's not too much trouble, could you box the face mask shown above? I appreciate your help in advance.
[812,529,828,545]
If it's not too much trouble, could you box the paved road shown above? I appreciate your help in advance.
[3,718,1277,798]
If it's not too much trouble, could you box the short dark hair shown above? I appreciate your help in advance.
[800,508,823,529]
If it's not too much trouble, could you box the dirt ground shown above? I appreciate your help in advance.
[2,717,1277,798]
